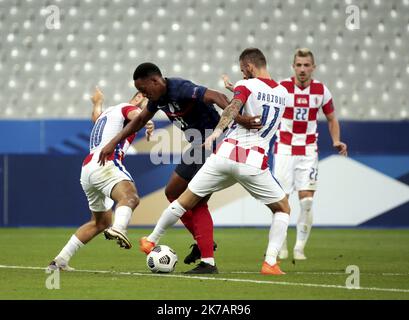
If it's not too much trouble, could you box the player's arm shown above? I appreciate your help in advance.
[90,86,104,123]
[98,107,155,165]
[125,108,154,141]
[325,111,348,156]
[133,96,154,140]
[204,99,244,150]
[203,89,262,130]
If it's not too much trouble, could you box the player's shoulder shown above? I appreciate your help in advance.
[167,77,206,100]
[279,77,293,85]
[279,77,294,93]
[167,77,195,88]
[276,83,290,95]
[168,77,201,93]
[310,79,331,94]
[234,79,249,88]
[112,102,136,110]
[106,103,138,115]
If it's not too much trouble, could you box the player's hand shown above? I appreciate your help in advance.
[204,128,223,150]
[333,141,348,156]
[91,86,104,105]
[98,142,116,166]
[237,115,263,130]
[221,74,234,92]
[145,120,155,141]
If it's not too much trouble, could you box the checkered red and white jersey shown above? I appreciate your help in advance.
[274,77,335,156]
[89,103,140,160]
[214,77,287,169]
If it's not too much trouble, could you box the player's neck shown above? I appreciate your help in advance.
[254,69,270,79]
[294,77,312,89]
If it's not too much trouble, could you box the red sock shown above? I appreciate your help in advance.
[191,203,214,258]
[180,210,196,238]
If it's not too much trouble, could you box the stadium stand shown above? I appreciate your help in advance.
[0,0,408,120]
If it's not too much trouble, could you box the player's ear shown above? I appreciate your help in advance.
[151,75,163,85]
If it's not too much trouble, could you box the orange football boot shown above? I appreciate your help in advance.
[260,261,286,275]
[139,236,155,254]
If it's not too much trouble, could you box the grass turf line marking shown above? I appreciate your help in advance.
[1,264,409,294]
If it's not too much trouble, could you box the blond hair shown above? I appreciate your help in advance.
[293,48,315,65]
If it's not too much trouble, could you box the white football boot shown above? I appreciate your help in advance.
[104,227,132,249]
[47,257,75,272]
[293,248,307,260]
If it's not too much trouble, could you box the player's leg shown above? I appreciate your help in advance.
[141,155,235,274]
[272,154,294,259]
[169,148,217,265]
[47,167,117,271]
[183,155,235,273]
[165,171,196,237]
[141,188,203,253]
[103,180,140,249]
[48,209,113,271]
[293,155,318,260]
[293,189,314,260]
[264,197,291,274]
[76,210,113,243]
[235,165,290,275]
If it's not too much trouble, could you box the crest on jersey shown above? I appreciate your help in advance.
[296,97,308,105]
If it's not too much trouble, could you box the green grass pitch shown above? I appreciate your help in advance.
[0,227,408,300]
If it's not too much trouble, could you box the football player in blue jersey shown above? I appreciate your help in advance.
[99,62,262,273]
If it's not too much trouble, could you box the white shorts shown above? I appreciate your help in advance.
[273,153,318,194]
[80,157,133,212]
[188,154,285,205]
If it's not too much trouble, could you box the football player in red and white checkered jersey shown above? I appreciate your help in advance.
[140,48,291,275]
[274,48,347,261]
[47,88,154,272]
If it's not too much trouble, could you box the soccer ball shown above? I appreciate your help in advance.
[146,245,178,273]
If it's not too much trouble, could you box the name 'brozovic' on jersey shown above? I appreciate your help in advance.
[89,103,139,160]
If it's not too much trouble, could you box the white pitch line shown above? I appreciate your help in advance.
[1,264,409,294]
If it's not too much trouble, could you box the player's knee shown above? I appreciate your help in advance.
[165,188,178,202]
[300,197,313,211]
[282,203,291,214]
[271,198,291,214]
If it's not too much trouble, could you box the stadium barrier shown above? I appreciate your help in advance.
[0,120,408,227]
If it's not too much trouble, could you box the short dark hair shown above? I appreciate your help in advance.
[133,62,162,80]
[239,48,267,68]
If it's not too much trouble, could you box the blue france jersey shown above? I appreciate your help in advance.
[147,77,220,143]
